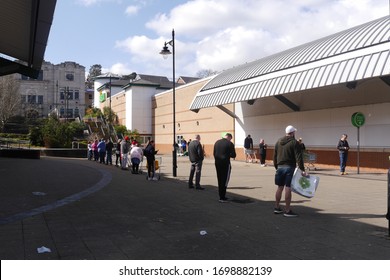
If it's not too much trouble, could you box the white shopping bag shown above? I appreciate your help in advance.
[291,168,319,198]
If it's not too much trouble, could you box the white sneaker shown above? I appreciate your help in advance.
[148,177,152,181]
[152,177,158,181]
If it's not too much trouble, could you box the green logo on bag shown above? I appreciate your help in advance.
[299,177,311,189]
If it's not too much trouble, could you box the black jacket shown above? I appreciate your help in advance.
[188,140,204,163]
[273,136,304,171]
[337,140,349,153]
[213,138,236,164]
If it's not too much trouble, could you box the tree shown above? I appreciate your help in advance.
[103,106,117,124]
[86,64,102,89]
[85,107,103,118]
[0,75,20,132]
[196,69,218,78]
[38,116,85,148]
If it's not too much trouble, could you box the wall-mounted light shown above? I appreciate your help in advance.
[346,81,357,90]
[196,121,199,125]
[163,125,165,129]
[178,123,180,127]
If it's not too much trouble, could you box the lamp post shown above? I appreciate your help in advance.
[108,74,112,138]
[160,29,177,177]
[65,86,69,122]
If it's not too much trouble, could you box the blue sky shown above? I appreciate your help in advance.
[44,0,389,79]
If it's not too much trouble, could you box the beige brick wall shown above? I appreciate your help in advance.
[154,78,235,156]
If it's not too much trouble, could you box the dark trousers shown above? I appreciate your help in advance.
[93,150,99,161]
[189,161,203,187]
[147,157,155,178]
[260,153,266,164]
[115,152,120,166]
[99,151,106,163]
[215,161,231,199]
[106,151,112,165]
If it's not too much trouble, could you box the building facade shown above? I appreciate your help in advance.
[154,16,390,169]
[17,61,86,119]
[96,73,174,142]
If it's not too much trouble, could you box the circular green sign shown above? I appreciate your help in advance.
[351,112,365,127]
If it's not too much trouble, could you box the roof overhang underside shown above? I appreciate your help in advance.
[0,0,57,78]
[190,16,390,111]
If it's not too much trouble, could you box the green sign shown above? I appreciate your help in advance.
[99,91,106,102]
[351,112,365,127]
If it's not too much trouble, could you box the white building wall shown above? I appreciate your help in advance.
[125,88,133,130]
[235,102,390,149]
[128,86,157,135]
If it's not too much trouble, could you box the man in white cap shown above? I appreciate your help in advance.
[273,125,306,217]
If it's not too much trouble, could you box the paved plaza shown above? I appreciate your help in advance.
[0,154,389,260]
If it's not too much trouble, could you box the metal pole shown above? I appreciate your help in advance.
[65,86,68,122]
[357,126,360,174]
[109,74,112,139]
[172,29,177,177]
[387,168,390,237]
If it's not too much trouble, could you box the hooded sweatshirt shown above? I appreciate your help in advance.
[273,136,305,171]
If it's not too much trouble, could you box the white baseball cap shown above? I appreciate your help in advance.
[285,125,297,134]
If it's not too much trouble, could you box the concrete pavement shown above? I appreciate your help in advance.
[0,154,389,260]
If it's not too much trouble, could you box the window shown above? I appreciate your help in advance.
[66,73,74,81]
[89,94,93,99]
[66,109,73,118]
[27,95,36,104]
[37,95,43,104]
[60,107,65,116]
[67,90,73,100]
[74,107,79,117]
[21,96,26,103]
[60,90,64,100]
[74,90,79,100]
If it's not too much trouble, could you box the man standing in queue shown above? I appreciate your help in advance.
[213,133,236,203]
[273,125,306,217]
[188,134,205,190]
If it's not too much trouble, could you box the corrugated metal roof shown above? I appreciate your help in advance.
[190,16,390,110]
[0,0,57,78]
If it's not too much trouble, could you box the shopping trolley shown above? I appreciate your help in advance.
[303,152,317,171]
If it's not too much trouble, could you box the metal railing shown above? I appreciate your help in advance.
[0,138,31,149]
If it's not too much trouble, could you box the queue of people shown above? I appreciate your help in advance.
[88,127,349,218]
[87,136,151,175]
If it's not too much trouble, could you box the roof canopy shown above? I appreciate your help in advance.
[190,16,390,111]
[0,0,57,78]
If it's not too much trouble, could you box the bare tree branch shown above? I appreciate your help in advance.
[0,75,20,132]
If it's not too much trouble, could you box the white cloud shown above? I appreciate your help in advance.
[77,0,102,6]
[125,5,140,16]
[115,0,388,76]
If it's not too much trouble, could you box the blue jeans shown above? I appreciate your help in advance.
[339,152,348,172]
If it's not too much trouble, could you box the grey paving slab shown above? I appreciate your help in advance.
[0,155,389,260]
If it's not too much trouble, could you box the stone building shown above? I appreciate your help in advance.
[17,61,86,119]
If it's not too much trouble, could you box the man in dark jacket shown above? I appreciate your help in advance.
[213,133,236,202]
[273,125,306,217]
[337,134,349,175]
[188,134,204,190]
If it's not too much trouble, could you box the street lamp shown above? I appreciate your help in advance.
[108,74,112,138]
[65,86,69,122]
[160,29,177,177]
